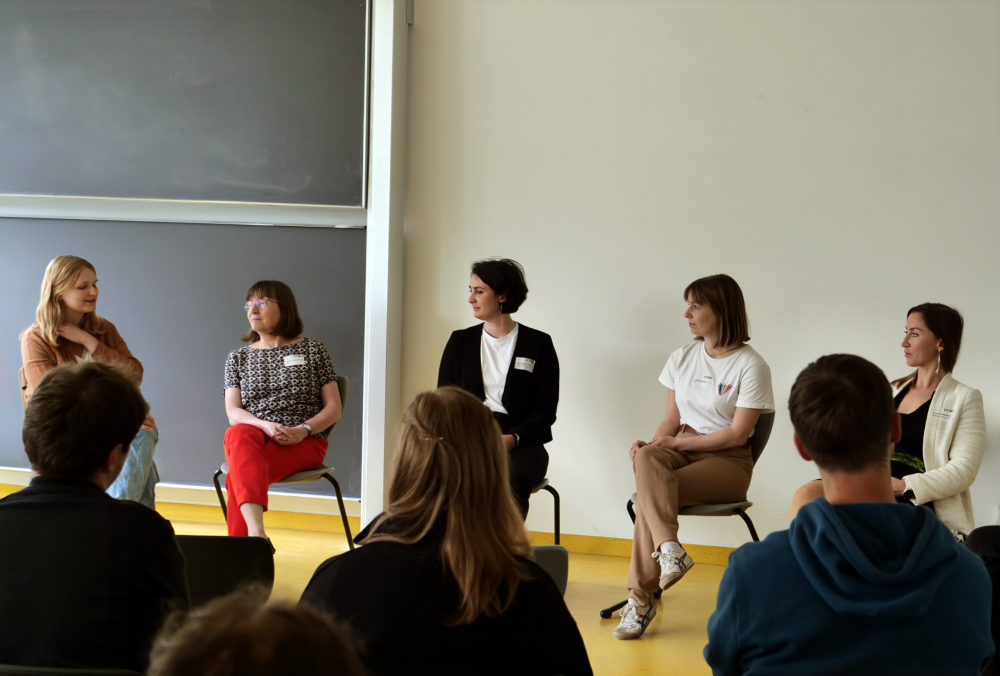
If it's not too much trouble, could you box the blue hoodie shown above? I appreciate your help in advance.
[704,499,994,676]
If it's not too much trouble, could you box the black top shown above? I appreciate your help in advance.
[301,524,592,676]
[0,477,189,672]
[892,385,932,480]
[437,324,560,447]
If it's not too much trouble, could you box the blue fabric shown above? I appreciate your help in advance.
[107,426,159,509]
[704,499,994,676]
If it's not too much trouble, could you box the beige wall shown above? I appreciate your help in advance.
[401,0,1000,546]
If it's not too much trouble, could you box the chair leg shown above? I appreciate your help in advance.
[627,498,636,525]
[323,474,355,550]
[541,484,560,545]
[600,599,628,619]
[734,507,759,542]
[213,469,227,520]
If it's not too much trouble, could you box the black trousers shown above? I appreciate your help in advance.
[967,526,1000,676]
[494,413,549,520]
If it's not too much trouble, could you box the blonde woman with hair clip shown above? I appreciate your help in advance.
[301,387,592,676]
[20,255,159,508]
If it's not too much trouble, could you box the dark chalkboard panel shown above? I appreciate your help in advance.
[0,0,369,207]
[0,219,366,498]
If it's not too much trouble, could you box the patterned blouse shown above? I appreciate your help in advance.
[224,337,338,439]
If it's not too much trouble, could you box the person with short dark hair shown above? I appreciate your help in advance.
[224,280,343,539]
[301,387,591,676]
[615,274,773,640]
[704,354,994,676]
[789,303,986,539]
[437,258,559,518]
[148,591,366,676]
[0,361,189,673]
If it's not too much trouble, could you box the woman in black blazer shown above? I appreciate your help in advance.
[438,258,559,518]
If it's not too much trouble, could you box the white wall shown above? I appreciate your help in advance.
[401,0,1000,547]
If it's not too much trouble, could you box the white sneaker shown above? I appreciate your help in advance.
[653,549,694,590]
[613,598,657,640]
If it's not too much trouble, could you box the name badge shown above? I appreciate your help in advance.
[931,409,953,421]
[284,355,306,367]
[514,357,535,373]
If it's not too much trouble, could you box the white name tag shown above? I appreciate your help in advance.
[931,410,953,421]
[284,355,306,367]
[514,357,535,373]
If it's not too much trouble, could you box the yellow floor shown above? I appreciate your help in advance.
[170,514,722,676]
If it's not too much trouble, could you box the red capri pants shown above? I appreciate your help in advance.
[223,424,328,536]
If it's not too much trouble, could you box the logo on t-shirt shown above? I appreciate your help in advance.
[718,383,733,396]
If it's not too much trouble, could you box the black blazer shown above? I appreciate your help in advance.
[302,521,592,676]
[0,477,190,672]
[438,323,559,447]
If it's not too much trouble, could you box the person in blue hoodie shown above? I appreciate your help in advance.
[704,354,993,676]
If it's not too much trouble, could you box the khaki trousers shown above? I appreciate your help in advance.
[627,429,753,603]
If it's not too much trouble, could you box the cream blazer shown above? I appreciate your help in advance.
[893,373,986,536]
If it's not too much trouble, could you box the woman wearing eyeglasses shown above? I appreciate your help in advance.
[223,280,343,539]
[20,255,160,508]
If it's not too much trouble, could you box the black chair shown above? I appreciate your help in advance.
[532,544,569,596]
[0,667,142,676]
[213,376,354,550]
[599,412,776,619]
[175,535,275,608]
[530,478,561,545]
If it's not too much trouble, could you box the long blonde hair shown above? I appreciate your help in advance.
[363,387,532,625]
[31,256,105,347]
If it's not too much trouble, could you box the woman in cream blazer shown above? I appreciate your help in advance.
[791,302,985,538]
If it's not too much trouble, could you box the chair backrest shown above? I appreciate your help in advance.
[0,666,142,676]
[18,368,28,410]
[174,535,274,608]
[749,412,775,465]
[320,375,350,436]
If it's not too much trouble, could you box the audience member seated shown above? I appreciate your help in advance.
[20,255,160,508]
[790,303,986,540]
[967,526,1000,676]
[437,258,559,519]
[0,361,189,673]
[617,274,773,640]
[148,590,365,676]
[301,387,592,676]
[704,354,993,676]
[223,280,343,540]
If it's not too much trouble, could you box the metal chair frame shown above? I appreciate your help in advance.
[599,412,775,619]
[213,376,355,550]
[531,478,561,545]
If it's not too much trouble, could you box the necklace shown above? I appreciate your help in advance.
[707,344,742,358]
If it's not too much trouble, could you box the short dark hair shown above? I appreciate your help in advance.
[470,259,529,314]
[684,274,751,349]
[148,591,366,676]
[241,280,304,343]
[788,354,894,472]
[23,361,149,479]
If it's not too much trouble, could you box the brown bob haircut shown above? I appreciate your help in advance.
[684,274,751,349]
[788,354,895,473]
[242,280,304,343]
[892,302,964,388]
[23,361,148,479]
[148,590,365,676]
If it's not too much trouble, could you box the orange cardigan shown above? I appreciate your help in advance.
[20,319,144,400]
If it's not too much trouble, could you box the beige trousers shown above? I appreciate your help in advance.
[627,429,753,603]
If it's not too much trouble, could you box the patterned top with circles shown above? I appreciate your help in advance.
[224,337,338,439]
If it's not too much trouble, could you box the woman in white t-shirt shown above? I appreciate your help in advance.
[614,274,774,641]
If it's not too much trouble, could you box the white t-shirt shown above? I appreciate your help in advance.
[481,324,519,414]
[658,342,774,435]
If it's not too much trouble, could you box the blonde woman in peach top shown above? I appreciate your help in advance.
[20,255,159,508]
